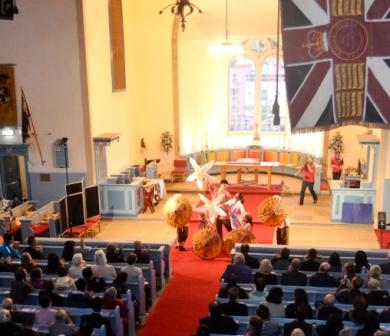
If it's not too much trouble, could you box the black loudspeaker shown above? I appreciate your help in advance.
[0,0,16,20]
[378,212,386,230]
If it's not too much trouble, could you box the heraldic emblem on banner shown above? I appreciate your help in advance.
[281,0,390,132]
[0,65,17,126]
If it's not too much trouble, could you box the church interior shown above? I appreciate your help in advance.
[0,0,390,335]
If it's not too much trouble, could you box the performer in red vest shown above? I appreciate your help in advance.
[297,156,318,205]
[330,152,344,180]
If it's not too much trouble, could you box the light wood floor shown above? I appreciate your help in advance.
[96,174,381,250]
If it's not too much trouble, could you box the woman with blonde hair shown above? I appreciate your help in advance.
[91,249,116,281]
[254,259,277,285]
[365,264,387,289]
[68,253,86,279]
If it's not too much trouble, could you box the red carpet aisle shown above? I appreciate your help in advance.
[140,185,280,336]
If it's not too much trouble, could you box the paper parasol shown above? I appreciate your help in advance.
[258,195,288,227]
[223,228,256,255]
[192,227,223,260]
[163,194,193,228]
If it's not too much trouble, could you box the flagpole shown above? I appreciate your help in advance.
[21,88,45,166]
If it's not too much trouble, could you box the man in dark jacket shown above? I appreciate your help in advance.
[132,240,151,264]
[300,248,320,272]
[80,297,114,336]
[67,279,92,308]
[284,304,312,336]
[199,301,239,335]
[221,287,248,316]
[240,243,259,269]
[309,262,337,287]
[317,294,343,320]
[281,258,307,286]
[221,253,252,283]
[22,236,44,260]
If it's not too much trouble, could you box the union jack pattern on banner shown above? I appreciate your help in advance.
[281,0,390,132]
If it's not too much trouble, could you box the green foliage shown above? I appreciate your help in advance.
[328,131,344,153]
[161,131,173,154]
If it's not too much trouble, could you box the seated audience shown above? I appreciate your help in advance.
[23,236,44,260]
[254,259,277,285]
[256,304,281,336]
[62,240,76,262]
[92,249,116,281]
[198,301,238,335]
[48,309,78,336]
[105,243,124,263]
[240,243,260,269]
[221,287,248,316]
[343,295,369,325]
[113,271,130,296]
[262,287,285,318]
[34,295,56,326]
[379,252,390,274]
[336,276,366,304]
[55,267,76,292]
[281,258,307,286]
[365,264,387,290]
[218,274,249,299]
[39,279,64,307]
[45,253,64,275]
[246,316,262,336]
[271,247,291,270]
[68,253,86,279]
[120,252,142,282]
[300,248,320,271]
[366,278,390,306]
[0,233,20,259]
[338,262,357,286]
[316,313,344,336]
[10,268,33,304]
[133,240,151,264]
[80,297,114,336]
[309,262,338,287]
[356,310,381,336]
[29,267,44,289]
[354,250,370,273]
[20,252,37,273]
[328,251,342,272]
[67,278,92,308]
[82,266,106,293]
[249,277,266,300]
[221,253,252,283]
[0,251,13,272]
[102,287,128,320]
[283,304,312,336]
[317,293,343,320]
[0,308,21,335]
[285,288,313,319]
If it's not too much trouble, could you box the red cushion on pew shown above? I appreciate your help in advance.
[32,223,49,235]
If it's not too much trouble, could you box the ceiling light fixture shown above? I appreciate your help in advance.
[209,0,243,54]
[159,0,203,32]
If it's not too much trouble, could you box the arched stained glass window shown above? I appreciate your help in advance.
[260,55,286,132]
[228,56,256,132]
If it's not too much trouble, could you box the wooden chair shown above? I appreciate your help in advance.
[143,184,155,213]
[171,159,188,182]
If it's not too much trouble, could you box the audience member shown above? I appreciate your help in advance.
[23,236,44,260]
[240,243,259,269]
[34,295,56,326]
[256,304,281,336]
[221,253,252,283]
[68,253,86,279]
[102,287,128,320]
[55,267,76,291]
[246,316,262,336]
[106,243,124,263]
[198,301,238,335]
[0,251,13,272]
[20,252,37,273]
[10,268,33,304]
[343,295,369,325]
[338,328,353,336]
[316,313,344,336]
[263,287,285,318]
[113,272,130,296]
[67,278,92,308]
[309,262,338,287]
[285,288,313,319]
[328,251,342,272]
[271,247,291,270]
[218,275,249,299]
[133,240,151,264]
[82,266,106,293]
[0,233,20,259]
[300,248,320,271]
[221,287,248,316]
[254,259,277,285]
[366,278,390,306]
[365,264,387,290]
[336,276,366,304]
[62,240,76,262]
[92,249,116,281]
[290,329,305,336]
[281,258,307,286]
[249,277,266,300]
[45,253,64,275]
[29,267,44,289]
[80,297,114,336]
[317,293,343,320]
[39,279,64,307]
[356,310,381,336]
[379,252,390,274]
[0,308,21,335]
[48,309,78,336]
[354,250,370,273]
[283,304,312,336]
[120,252,142,282]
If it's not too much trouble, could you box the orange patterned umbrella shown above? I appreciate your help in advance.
[223,228,256,255]
[258,195,288,227]
[192,227,223,260]
[163,194,193,228]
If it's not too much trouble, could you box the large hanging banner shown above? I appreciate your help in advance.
[281,0,390,133]
[0,65,17,126]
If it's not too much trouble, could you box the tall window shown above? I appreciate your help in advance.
[260,55,286,132]
[228,56,256,132]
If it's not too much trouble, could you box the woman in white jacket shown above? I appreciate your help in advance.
[92,249,117,281]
